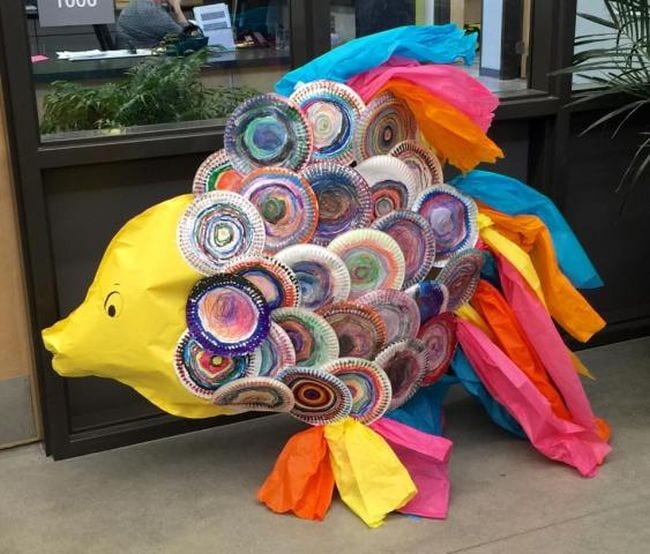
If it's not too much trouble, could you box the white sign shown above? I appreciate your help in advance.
[37,0,116,28]
[193,3,236,50]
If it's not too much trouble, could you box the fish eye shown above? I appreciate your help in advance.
[103,291,123,318]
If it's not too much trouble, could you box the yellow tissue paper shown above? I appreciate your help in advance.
[477,213,546,307]
[324,418,417,528]
[42,194,233,419]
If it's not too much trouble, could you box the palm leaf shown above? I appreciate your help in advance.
[577,12,618,29]
[578,99,648,136]
[569,0,650,204]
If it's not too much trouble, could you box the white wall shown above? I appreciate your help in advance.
[481,0,503,71]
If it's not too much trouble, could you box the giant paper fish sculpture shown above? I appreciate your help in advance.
[42,195,234,419]
[42,25,611,528]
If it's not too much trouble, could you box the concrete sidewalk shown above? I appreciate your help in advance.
[1,337,648,554]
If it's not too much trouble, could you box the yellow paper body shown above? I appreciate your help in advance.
[42,194,232,419]
[324,418,417,528]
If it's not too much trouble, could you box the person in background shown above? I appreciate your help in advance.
[117,0,189,48]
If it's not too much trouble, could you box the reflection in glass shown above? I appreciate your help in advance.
[27,1,291,139]
[329,0,531,94]
[116,0,190,49]
[573,0,617,88]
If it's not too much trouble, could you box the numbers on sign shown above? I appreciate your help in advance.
[57,0,99,7]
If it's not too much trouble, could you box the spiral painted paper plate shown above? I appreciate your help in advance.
[436,249,484,311]
[275,244,351,311]
[406,281,450,323]
[213,376,295,413]
[390,140,444,193]
[318,301,388,360]
[174,330,260,400]
[186,274,271,356]
[374,339,430,410]
[354,92,418,161]
[277,366,352,426]
[289,80,365,165]
[192,149,243,195]
[272,307,339,367]
[357,289,420,344]
[417,313,457,385]
[356,155,418,218]
[328,229,405,298]
[222,255,301,310]
[372,210,436,289]
[413,184,479,267]
[323,358,392,425]
[224,93,313,174]
[255,322,296,378]
[239,167,319,254]
[177,191,266,275]
[301,162,373,246]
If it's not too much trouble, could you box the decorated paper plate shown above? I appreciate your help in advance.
[213,376,295,413]
[275,244,351,311]
[374,339,430,410]
[272,307,339,367]
[301,162,373,246]
[318,301,388,360]
[328,229,405,298]
[192,149,243,195]
[413,184,479,267]
[372,210,436,289]
[436,249,484,311]
[357,289,420,344]
[186,274,271,356]
[222,255,301,310]
[354,92,418,160]
[224,93,313,174]
[323,357,392,424]
[289,80,365,165]
[239,167,319,254]
[390,140,444,192]
[406,281,450,323]
[417,313,457,385]
[255,322,296,378]
[174,330,260,400]
[177,191,266,275]
[277,366,352,426]
[355,155,418,218]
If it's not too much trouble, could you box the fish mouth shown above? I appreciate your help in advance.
[41,323,62,356]
[41,318,83,377]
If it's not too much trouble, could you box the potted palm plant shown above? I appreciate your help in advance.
[567,0,649,207]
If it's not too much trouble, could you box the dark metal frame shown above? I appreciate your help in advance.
[1,0,647,459]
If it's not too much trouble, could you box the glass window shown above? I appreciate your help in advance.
[573,0,617,89]
[330,0,532,95]
[27,1,291,141]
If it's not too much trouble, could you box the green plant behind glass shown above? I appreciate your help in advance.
[566,0,649,209]
[41,51,259,134]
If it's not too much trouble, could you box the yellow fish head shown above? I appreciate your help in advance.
[42,194,230,419]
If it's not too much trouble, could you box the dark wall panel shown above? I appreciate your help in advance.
[484,119,530,181]
[44,153,207,432]
[445,119,531,182]
[564,111,650,329]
